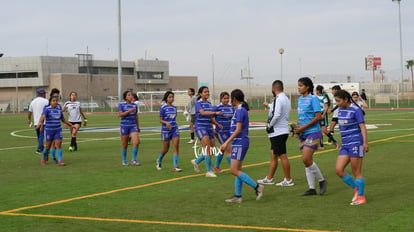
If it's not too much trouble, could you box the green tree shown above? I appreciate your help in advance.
[406,60,414,91]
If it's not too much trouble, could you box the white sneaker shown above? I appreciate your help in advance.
[275,178,295,186]
[156,161,162,170]
[187,139,195,144]
[205,171,217,177]
[190,159,200,173]
[257,176,275,185]
[172,167,183,172]
[225,196,242,203]
[255,184,264,200]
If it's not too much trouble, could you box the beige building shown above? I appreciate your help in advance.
[0,55,198,112]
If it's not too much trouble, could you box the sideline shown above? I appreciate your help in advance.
[1,133,413,231]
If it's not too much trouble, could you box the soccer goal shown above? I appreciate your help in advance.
[136,90,189,112]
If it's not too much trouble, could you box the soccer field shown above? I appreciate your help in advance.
[1,110,414,232]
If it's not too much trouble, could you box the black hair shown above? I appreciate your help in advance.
[162,91,174,102]
[197,86,208,100]
[50,88,60,99]
[188,88,195,95]
[298,77,314,94]
[316,85,331,107]
[122,90,131,101]
[272,80,284,91]
[331,85,341,91]
[334,90,365,115]
[230,89,249,111]
[132,93,139,101]
[219,91,229,101]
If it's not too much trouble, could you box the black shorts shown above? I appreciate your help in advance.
[190,114,196,123]
[331,117,338,123]
[70,121,82,125]
[269,134,289,156]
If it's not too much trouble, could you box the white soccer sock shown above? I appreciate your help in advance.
[310,162,325,182]
[305,167,316,189]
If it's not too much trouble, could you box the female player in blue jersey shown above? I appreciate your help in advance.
[334,90,368,205]
[118,90,140,166]
[37,96,73,166]
[221,89,264,203]
[295,77,328,196]
[212,91,234,173]
[190,86,222,177]
[156,91,183,172]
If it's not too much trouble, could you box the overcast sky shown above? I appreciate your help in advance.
[2,0,413,85]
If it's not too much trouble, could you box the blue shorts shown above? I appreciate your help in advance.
[339,145,365,158]
[299,131,322,150]
[44,129,63,142]
[230,145,249,161]
[161,127,180,141]
[120,126,138,136]
[195,128,214,140]
[217,131,230,144]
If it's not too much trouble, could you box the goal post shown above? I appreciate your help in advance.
[136,90,189,112]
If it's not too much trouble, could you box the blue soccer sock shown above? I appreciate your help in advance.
[239,172,258,189]
[355,178,365,196]
[157,153,165,163]
[57,149,63,162]
[195,154,205,164]
[173,154,178,168]
[121,149,127,163]
[214,154,224,168]
[42,149,49,160]
[205,156,212,172]
[341,173,356,188]
[235,176,243,197]
[50,149,56,159]
[132,148,138,161]
[226,156,231,165]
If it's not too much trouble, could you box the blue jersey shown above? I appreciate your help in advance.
[298,94,321,135]
[42,105,64,131]
[159,104,178,132]
[213,103,234,134]
[195,99,214,130]
[118,102,138,127]
[338,105,365,148]
[230,105,249,146]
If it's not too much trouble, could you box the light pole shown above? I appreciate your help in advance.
[392,0,404,88]
[15,65,19,113]
[279,48,285,81]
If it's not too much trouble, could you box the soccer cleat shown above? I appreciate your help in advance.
[225,196,242,203]
[58,161,66,166]
[187,139,194,144]
[301,189,317,196]
[257,177,275,185]
[131,161,141,166]
[122,161,129,166]
[36,150,42,154]
[205,171,217,177]
[319,180,328,195]
[41,159,47,165]
[352,188,358,202]
[213,167,223,173]
[53,158,58,164]
[275,178,295,186]
[350,196,366,205]
[156,161,162,170]
[68,146,73,152]
[190,159,200,173]
[172,167,183,172]
[74,143,78,151]
[255,184,264,200]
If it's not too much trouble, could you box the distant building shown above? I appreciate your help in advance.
[0,55,197,111]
